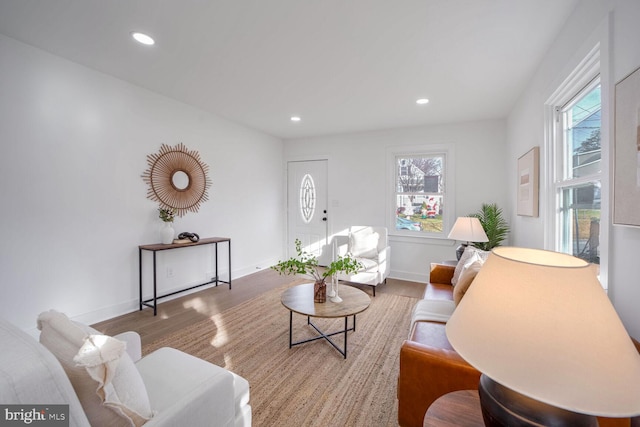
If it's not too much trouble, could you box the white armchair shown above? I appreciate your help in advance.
[334,226,391,296]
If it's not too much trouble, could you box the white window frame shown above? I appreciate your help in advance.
[544,43,609,288]
[386,144,456,240]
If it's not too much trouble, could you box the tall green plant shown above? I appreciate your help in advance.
[469,203,509,251]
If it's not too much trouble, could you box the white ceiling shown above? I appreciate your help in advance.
[0,0,578,140]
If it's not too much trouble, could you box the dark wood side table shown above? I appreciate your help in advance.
[139,237,231,315]
[423,390,484,427]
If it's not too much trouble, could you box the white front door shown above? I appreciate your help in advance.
[287,160,330,264]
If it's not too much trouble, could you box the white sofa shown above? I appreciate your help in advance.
[335,226,391,296]
[0,313,251,427]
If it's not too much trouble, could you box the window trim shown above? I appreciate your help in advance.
[544,42,610,288]
[386,144,456,240]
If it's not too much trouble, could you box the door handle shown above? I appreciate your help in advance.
[323,210,327,221]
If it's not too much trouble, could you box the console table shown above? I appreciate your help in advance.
[139,237,231,315]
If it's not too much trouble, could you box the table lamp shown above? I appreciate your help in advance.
[447,217,489,260]
[446,247,640,426]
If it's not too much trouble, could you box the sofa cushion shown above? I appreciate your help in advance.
[409,299,456,336]
[422,282,455,301]
[452,246,490,286]
[453,260,483,306]
[37,310,153,427]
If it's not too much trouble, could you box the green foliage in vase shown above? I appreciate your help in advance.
[469,203,510,251]
[271,239,362,283]
[158,207,176,222]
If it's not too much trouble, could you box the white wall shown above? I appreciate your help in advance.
[507,0,640,338]
[284,120,508,282]
[0,34,284,330]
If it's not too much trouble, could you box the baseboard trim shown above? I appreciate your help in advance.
[73,263,274,327]
[390,270,428,283]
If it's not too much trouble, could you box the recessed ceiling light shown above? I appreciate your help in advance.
[290,116,301,122]
[131,32,155,46]
[416,98,430,105]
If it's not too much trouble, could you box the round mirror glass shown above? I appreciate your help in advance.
[171,170,190,191]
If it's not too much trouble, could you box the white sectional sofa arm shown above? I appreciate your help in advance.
[137,347,237,427]
[2,313,252,427]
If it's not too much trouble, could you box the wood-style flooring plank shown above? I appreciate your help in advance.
[91,269,425,346]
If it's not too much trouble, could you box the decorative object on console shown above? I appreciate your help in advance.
[158,207,176,222]
[446,247,640,427]
[142,143,211,217]
[517,146,540,217]
[468,203,509,251]
[447,217,488,260]
[271,239,362,303]
[177,232,200,242]
[158,207,175,244]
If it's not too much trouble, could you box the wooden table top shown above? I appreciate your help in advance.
[281,283,371,318]
[139,237,230,251]
[423,390,484,427]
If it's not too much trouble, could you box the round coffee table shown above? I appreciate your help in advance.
[281,283,371,358]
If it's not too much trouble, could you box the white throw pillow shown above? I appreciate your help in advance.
[452,246,490,286]
[349,228,380,259]
[454,259,483,306]
[37,310,153,427]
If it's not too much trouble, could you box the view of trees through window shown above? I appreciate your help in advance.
[395,155,444,233]
[558,82,601,264]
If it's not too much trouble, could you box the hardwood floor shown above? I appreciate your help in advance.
[91,269,425,346]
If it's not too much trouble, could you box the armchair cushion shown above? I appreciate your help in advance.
[348,227,380,259]
[357,257,380,273]
[37,310,153,427]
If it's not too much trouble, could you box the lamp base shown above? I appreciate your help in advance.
[455,243,468,260]
[478,375,598,427]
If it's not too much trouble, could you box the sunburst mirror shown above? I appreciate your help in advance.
[142,143,211,217]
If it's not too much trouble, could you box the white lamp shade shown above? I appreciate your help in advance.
[447,217,488,242]
[446,247,640,417]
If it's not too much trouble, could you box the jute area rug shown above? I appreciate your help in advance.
[143,281,418,427]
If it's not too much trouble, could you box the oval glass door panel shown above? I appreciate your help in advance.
[300,174,316,223]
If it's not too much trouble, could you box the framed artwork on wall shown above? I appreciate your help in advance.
[517,146,539,217]
[614,65,640,227]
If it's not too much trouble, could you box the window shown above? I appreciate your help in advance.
[553,78,601,264]
[299,173,316,224]
[392,151,451,236]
